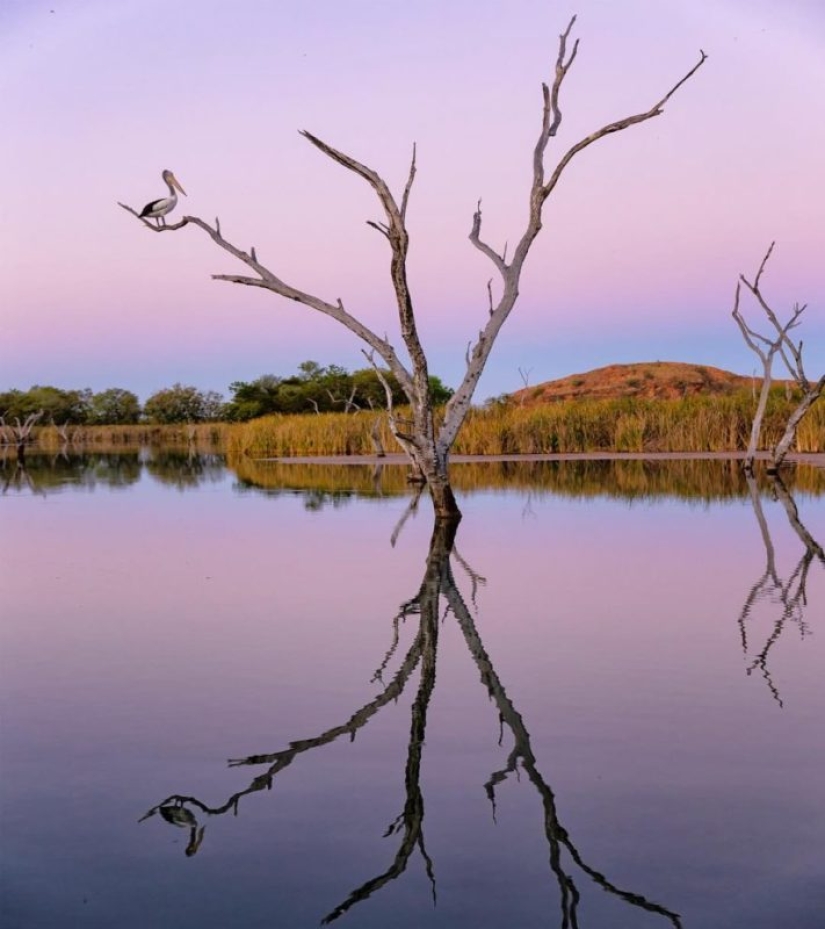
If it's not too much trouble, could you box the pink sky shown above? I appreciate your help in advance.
[1,0,823,402]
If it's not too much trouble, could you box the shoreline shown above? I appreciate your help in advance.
[255,451,825,468]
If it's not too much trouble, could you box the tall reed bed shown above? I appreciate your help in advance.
[32,422,229,452]
[226,390,824,458]
[226,412,396,458]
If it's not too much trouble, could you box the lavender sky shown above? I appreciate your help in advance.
[2,0,823,403]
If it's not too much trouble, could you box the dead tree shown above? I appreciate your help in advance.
[517,366,533,407]
[368,415,386,458]
[326,384,361,413]
[733,243,825,473]
[0,411,44,462]
[120,18,705,521]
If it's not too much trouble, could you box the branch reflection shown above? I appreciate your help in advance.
[739,471,824,705]
[1,456,45,496]
[141,516,680,926]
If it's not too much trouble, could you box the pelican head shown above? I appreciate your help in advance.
[162,169,186,197]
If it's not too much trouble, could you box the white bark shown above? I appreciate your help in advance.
[120,17,706,519]
[0,411,44,459]
[733,243,824,471]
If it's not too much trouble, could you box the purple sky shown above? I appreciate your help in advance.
[2,0,823,403]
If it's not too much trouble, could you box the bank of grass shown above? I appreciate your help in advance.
[32,422,230,451]
[226,390,824,458]
[25,390,822,459]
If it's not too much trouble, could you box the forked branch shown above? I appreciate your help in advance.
[445,28,706,457]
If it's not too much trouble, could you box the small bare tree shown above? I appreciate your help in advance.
[120,17,705,520]
[517,366,533,407]
[733,243,825,473]
[0,411,44,462]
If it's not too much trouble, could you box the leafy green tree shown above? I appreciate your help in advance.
[224,362,452,421]
[0,389,27,421]
[427,375,453,406]
[143,384,224,423]
[297,360,324,382]
[1,385,92,424]
[89,388,141,425]
[200,390,225,422]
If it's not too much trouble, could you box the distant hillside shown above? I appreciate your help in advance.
[510,362,772,405]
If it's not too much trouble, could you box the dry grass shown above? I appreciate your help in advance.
[226,411,396,458]
[452,392,823,455]
[25,385,822,461]
[32,422,230,452]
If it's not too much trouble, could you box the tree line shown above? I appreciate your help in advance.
[0,362,453,426]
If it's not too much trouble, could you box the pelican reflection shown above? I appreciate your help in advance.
[140,800,206,857]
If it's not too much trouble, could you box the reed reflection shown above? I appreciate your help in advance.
[231,455,825,504]
[739,472,824,705]
[140,508,681,927]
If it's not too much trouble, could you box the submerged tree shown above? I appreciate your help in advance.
[733,243,825,473]
[121,17,706,520]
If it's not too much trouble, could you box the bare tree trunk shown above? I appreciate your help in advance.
[733,243,824,473]
[771,377,825,470]
[0,412,44,463]
[746,367,773,472]
[120,19,705,520]
[368,416,386,458]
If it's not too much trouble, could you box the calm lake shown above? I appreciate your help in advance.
[2,452,824,928]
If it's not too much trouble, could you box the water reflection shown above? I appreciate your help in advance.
[140,514,682,927]
[1,457,45,496]
[232,455,825,504]
[143,450,226,491]
[0,449,223,494]
[739,472,825,705]
[3,450,824,927]
[4,449,824,503]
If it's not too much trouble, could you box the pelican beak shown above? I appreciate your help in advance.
[170,173,187,196]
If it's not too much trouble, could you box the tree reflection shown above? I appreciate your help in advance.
[0,451,143,491]
[140,513,681,927]
[738,471,824,705]
[1,456,45,496]
[144,450,226,490]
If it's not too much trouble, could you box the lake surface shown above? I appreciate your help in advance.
[2,452,824,928]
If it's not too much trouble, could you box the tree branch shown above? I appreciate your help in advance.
[400,143,417,222]
[540,48,708,205]
[441,31,707,458]
[469,200,508,279]
[118,201,415,403]
[301,131,432,413]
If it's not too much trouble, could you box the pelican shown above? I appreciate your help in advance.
[139,169,186,226]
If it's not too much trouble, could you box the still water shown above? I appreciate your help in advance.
[2,452,824,928]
